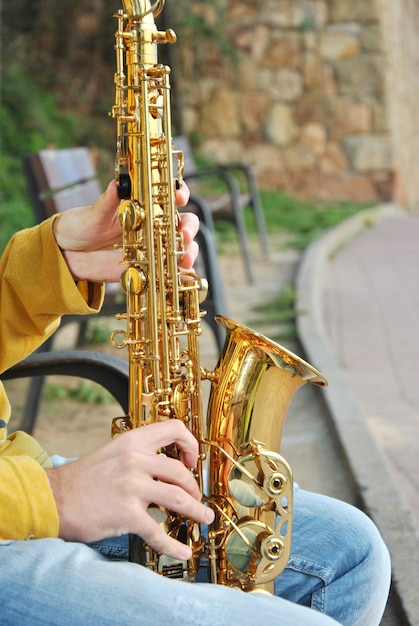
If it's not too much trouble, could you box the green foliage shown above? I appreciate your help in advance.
[0,68,80,251]
[1,69,79,153]
[172,0,235,62]
[0,66,114,252]
[85,319,115,345]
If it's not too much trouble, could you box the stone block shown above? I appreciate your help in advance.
[269,68,304,102]
[246,143,285,175]
[343,134,393,171]
[319,141,349,173]
[328,99,373,140]
[227,2,258,26]
[303,53,324,87]
[240,90,271,133]
[320,32,361,59]
[360,24,383,52]
[200,85,241,139]
[334,55,385,97]
[259,0,310,28]
[295,88,328,125]
[234,24,270,61]
[266,169,377,201]
[300,122,327,155]
[265,103,300,146]
[283,144,318,170]
[200,138,245,165]
[261,33,301,69]
[329,0,378,22]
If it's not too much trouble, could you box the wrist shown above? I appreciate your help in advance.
[52,216,80,281]
[46,465,83,541]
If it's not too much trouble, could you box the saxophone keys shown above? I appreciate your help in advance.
[121,266,146,295]
[192,522,201,543]
[111,416,132,437]
[259,535,285,562]
[263,471,288,497]
[152,29,177,45]
[110,329,129,349]
[118,199,144,229]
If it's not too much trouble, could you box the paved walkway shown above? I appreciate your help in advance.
[296,206,419,626]
[324,214,419,530]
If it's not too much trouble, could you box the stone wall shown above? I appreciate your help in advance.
[177,0,394,202]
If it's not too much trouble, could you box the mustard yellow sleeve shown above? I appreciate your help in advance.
[0,426,59,539]
[0,216,106,538]
[0,455,58,539]
[0,215,104,373]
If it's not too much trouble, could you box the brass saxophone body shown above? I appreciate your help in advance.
[110,0,327,593]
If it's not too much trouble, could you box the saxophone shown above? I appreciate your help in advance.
[110,0,327,593]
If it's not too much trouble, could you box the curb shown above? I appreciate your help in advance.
[295,205,419,626]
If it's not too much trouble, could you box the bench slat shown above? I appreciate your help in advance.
[38,147,97,190]
[53,179,102,212]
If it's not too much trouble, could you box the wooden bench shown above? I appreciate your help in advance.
[21,146,227,433]
[174,136,271,283]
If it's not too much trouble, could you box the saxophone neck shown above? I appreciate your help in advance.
[118,0,176,69]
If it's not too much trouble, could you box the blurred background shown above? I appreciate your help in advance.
[2,0,419,251]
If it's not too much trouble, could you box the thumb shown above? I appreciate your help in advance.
[93,180,120,221]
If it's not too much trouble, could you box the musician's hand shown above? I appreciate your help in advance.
[46,421,214,561]
[53,180,196,282]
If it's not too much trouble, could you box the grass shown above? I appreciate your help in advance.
[259,190,370,250]
[45,380,114,405]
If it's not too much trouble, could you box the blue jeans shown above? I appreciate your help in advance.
[0,487,390,625]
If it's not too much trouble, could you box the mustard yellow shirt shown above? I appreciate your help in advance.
[0,217,104,539]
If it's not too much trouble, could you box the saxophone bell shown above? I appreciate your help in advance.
[203,316,327,592]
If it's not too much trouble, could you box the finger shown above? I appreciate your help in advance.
[149,481,213,525]
[179,241,199,271]
[88,180,120,230]
[66,248,123,283]
[128,421,199,469]
[104,179,120,206]
[145,454,201,501]
[175,182,190,207]
[134,509,193,561]
[180,212,199,244]
[89,180,121,241]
